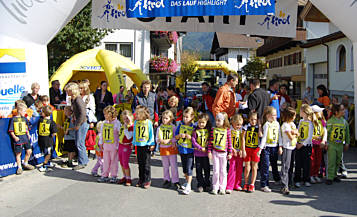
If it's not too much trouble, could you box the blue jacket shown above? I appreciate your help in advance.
[268,89,280,119]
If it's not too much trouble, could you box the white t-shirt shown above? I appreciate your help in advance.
[259,121,281,149]
[281,122,297,150]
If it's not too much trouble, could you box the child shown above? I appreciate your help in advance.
[62,106,76,168]
[156,110,180,190]
[117,110,134,186]
[310,105,327,184]
[91,121,104,177]
[8,103,35,175]
[192,113,211,193]
[226,114,245,194]
[279,107,299,195]
[326,103,350,185]
[38,105,58,172]
[259,106,281,192]
[40,95,55,111]
[168,95,182,126]
[175,107,195,195]
[208,112,232,195]
[294,104,314,187]
[97,106,121,183]
[242,112,261,193]
[132,106,155,189]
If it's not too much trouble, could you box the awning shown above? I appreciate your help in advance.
[291,75,306,82]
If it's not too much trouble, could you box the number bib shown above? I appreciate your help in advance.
[298,121,309,143]
[39,120,51,136]
[196,129,209,148]
[245,128,259,148]
[331,124,345,144]
[159,125,174,147]
[313,121,323,140]
[14,118,27,136]
[136,120,149,143]
[63,120,70,132]
[266,122,279,144]
[213,128,227,151]
[231,129,241,150]
[103,123,114,144]
[291,124,297,147]
[118,126,125,143]
[178,125,193,149]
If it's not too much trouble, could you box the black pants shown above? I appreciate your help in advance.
[288,150,296,186]
[137,146,151,183]
[195,156,211,188]
[294,146,312,183]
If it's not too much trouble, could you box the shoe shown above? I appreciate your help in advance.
[219,190,226,195]
[143,181,151,189]
[46,162,55,168]
[73,164,86,170]
[16,167,23,175]
[125,179,132,186]
[210,190,218,195]
[226,189,232,194]
[261,186,272,192]
[325,179,333,185]
[341,171,348,179]
[61,162,68,168]
[242,184,249,192]
[97,177,109,183]
[117,177,127,185]
[136,181,143,187]
[181,182,187,190]
[310,176,316,184]
[280,187,290,195]
[174,182,181,191]
[182,187,191,195]
[67,161,74,168]
[163,180,171,189]
[204,186,211,192]
[315,176,322,183]
[234,186,242,191]
[333,177,341,183]
[304,182,311,187]
[294,182,301,188]
[197,186,204,193]
[23,164,35,170]
[38,166,48,172]
[247,184,255,193]
[109,177,117,183]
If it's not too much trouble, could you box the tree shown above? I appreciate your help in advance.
[241,56,266,80]
[47,1,112,77]
[177,51,201,91]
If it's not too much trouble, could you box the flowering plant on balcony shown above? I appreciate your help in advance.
[169,32,178,44]
[150,56,178,74]
[152,31,178,44]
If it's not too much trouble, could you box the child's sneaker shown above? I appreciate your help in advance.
[242,184,249,192]
[280,187,290,195]
[234,186,242,191]
[125,179,132,186]
[333,177,341,183]
[226,189,232,194]
[16,167,23,175]
[310,176,316,184]
[341,171,348,179]
[163,180,171,189]
[135,181,143,187]
[97,177,109,183]
[38,166,48,172]
[260,186,272,192]
[219,190,226,195]
[315,176,322,183]
[294,182,301,188]
[197,186,204,193]
[174,182,181,191]
[67,161,74,168]
[143,181,151,189]
[46,162,55,168]
[182,187,191,195]
[210,189,218,195]
[91,171,99,177]
[23,164,35,170]
[247,184,255,193]
[181,182,187,190]
[117,177,126,184]
[304,182,311,187]
[109,177,117,183]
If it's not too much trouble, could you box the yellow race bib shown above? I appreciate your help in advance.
[14,118,27,136]
[331,124,345,144]
[118,126,125,143]
[159,125,174,147]
[196,129,209,148]
[291,124,297,147]
[136,120,149,143]
[313,121,323,140]
[63,121,70,132]
[213,128,227,151]
[103,123,114,144]
[39,120,51,136]
[246,129,259,148]
[298,121,309,143]
[266,122,279,144]
[178,125,193,149]
[231,129,241,150]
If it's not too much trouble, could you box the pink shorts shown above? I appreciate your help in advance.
[118,144,132,169]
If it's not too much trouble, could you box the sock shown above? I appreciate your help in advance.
[18,164,22,169]
[23,162,28,166]
[126,176,131,179]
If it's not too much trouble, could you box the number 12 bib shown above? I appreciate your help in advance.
[136,120,149,142]
[213,128,227,151]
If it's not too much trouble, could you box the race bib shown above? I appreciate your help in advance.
[118,126,125,143]
[213,128,227,151]
[178,125,193,149]
[103,123,114,144]
[159,125,174,147]
[231,130,241,150]
[313,121,323,140]
[14,119,27,136]
[266,123,279,144]
[291,124,297,147]
[246,129,258,148]
[298,121,309,143]
[196,129,209,148]
[63,121,70,132]
[136,120,149,142]
[331,124,345,144]
[39,120,51,136]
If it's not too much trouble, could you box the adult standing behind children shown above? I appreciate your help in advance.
[246,79,270,120]
[94,81,114,121]
[65,82,89,170]
[212,74,239,119]
[267,79,281,120]
[23,82,40,108]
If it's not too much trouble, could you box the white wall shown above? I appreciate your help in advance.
[227,48,250,72]
[305,21,339,40]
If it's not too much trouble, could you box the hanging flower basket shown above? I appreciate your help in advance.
[150,56,178,74]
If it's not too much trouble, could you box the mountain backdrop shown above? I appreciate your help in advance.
[182,32,214,60]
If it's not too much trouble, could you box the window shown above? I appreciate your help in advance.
[237,55,243,63]
[337,45,346,72]
[120,43,132,58]
[105,43,133,60]
[268,57,282,68]
[351,46,354,71]
[105,43,118,52]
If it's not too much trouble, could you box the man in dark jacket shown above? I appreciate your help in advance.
[49,80,65,105]
[247,79,270,120]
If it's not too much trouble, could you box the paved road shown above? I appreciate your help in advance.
[1,148,357,217]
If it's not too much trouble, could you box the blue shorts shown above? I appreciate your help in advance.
[180,153,194,176]
[13,142,31,154]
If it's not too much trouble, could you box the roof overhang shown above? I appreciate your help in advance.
[300,1,329,22]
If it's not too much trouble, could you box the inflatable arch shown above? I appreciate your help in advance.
[49,49,148,94]
[193,61,237,75]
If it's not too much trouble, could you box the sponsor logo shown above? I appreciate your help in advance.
[235,0,272,13]
[257,10,290,29]
[99,0,126,22]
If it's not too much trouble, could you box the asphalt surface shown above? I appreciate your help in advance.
[1,148,357,217]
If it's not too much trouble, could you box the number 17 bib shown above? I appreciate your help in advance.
[213,128,227,151]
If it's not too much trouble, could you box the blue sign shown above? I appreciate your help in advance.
[124,0,275,18]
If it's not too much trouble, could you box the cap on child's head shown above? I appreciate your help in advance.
[216,113,225,121]
[311,105,325,113]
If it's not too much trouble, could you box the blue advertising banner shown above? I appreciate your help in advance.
[125,0,275,18]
